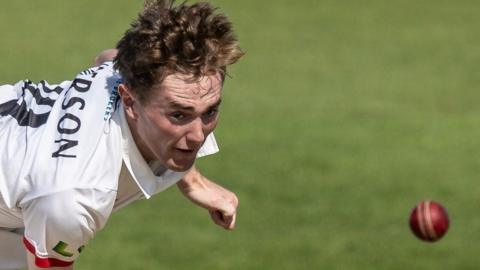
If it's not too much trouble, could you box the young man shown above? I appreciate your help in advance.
[0,0,244,269]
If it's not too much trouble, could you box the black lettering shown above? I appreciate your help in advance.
[0,96,51,128]
[57,113,81,134]
[62,97,85,110]
[25,84,56,106]
[52,139,78,158]
[91,65,105,78]
[40,80,64,94]
[71,78,92,92]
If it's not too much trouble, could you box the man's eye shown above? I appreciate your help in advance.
[204,108,218,118]
[170,112,185,121]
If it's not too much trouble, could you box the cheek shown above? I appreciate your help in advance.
[144,114,184,142]
[205,118,219,133]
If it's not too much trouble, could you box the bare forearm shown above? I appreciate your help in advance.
[176,166,238,229]
[177,166,207,196]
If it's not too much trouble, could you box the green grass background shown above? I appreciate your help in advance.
[2,0,480,269]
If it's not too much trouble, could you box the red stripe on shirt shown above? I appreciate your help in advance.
[23,237,74,268]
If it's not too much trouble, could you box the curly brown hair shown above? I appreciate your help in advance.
[114,0,244,102]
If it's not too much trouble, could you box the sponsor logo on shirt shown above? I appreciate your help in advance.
[53,241,85,257]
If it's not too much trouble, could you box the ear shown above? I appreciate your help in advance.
[118,84,138,119]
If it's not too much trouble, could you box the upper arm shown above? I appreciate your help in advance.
[21,189,115,268]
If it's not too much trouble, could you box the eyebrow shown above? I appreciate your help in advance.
[210,98,222,108]
[167,101,195,111]
[167,98,222,111]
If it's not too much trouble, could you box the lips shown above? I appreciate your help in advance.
[175,148,195,154]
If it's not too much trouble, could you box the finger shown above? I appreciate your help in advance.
[210,210,234,230]
[223,213,234,230]
[219,211,235,230]
[228,214,236,230]
[210,210,226,228]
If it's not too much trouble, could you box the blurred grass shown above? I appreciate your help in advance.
[2,0,480,269]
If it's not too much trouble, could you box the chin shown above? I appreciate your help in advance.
[165,159,195,172]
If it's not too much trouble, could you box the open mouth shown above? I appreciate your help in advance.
[175,148,195,154]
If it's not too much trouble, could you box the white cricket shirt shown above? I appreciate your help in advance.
[0,62,219,267]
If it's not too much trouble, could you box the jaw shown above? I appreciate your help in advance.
[165,160,195,172]
[164,150,197,172]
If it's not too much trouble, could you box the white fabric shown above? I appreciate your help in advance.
[0,62,219,266]
[0,228,26,270]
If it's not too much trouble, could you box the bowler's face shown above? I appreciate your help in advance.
[124,73,222,172]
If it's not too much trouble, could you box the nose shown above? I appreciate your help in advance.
[186,118,205,147]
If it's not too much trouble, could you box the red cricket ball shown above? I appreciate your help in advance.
[409,200,449,242]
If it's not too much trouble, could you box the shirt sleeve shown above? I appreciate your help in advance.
[0,84,13,93]
[0,82,18,100]
[21,189,116,268]
[196,132,219,158]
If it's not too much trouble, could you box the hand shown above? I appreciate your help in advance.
[202,180,239,230]
[177,168,239,230]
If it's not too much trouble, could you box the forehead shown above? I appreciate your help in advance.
[154,73,223,105]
